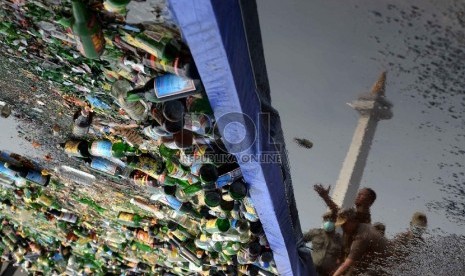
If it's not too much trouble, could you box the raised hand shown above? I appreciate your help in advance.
[314,183,331,196]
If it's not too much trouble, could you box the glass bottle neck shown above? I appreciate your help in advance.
[71,0,90,23]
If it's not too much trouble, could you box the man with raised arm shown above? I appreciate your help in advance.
[313,184,377,224]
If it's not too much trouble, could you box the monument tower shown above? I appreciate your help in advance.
[332,71,393,208]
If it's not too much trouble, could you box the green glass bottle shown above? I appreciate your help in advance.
[204,190,221,208]
[226,179,248,200]
[158,143,180,161]
[182,182,203,196]
[132,31,179,62]
[166,222,188,242]
[219,198,234,213]
[199,163,218,185]
[70,0,105,59]
[158,173,189,188]
[222,242,241,256]
[165,160,194,182]
[186,95,214,115]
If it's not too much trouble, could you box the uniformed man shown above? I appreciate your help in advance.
[332,208,389,276]
[313,184,377,224]
[303,211,343,276]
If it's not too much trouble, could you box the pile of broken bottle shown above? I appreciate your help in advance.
[0,0,279,275]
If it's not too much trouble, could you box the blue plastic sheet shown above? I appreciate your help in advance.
[168,0,315,275]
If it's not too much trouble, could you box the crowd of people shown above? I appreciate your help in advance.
[304,184,428,276]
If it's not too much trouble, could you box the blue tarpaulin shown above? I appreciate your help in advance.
[168,0,315,275]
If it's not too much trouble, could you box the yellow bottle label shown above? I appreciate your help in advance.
[137,156,162,179]
[199,233,208,242]
[172,229,187,241]
[118,212,134,222]
[102,82,112,91]
[36,195,53,207]
[64,141,81,156]
[103,1,127,14]
[243,197,257,215]
[205,219,218,231]
[122,32,159,57]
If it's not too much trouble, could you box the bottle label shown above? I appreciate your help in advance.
[242,197,257,215]
[86,95,111,110]
[190,163,202,176]
[183,183,202,196]
[116,66,138,83]
[154,74,196,99]
[205,219,218,232]
[0,163,17,180]
[26,170,48,186]
[172,229,188,242]
[194,145,208,159]
[61,213,77,224]
[163,195,182,211]
[168,164,188,180]
[103,1,127,14]
[91,158,118,175]
[132,171,149,186]
[75,30,105,58]
[118,212,134,222]
[64,141,83,157]
[136,156,162,179]
[184,113,211,135]
[186,174,199,185]
[37,195,53,207]
[90,141,113,158]
[216,167,242,188]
